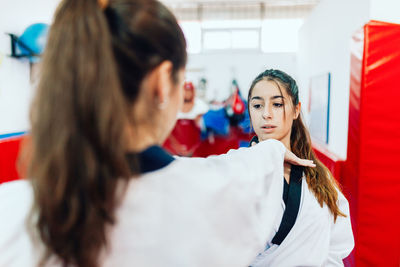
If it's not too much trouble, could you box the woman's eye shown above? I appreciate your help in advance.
[273,103,283,108]
[253,104,262,109]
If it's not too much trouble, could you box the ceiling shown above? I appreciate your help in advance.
[161,0,319,5]
[161,0,321,20]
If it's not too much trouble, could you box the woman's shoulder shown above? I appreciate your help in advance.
[0,180,36,266]
[0,179,33,226]
[0,179,32,192]
[0,179,33,207]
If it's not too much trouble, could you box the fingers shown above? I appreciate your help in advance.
[289,158,316,168]
[299,159,316,168]
[284,149,316,167]
[251,141,257,147]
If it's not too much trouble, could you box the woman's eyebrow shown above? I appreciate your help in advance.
[250,96,264,101]
[271,95,284,100]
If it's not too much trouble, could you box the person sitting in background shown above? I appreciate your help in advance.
[163,81,208,156]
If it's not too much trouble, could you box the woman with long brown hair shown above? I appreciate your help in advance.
[247,69,354,266]
[0,1,315,267]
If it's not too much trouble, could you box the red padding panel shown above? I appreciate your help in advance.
[343,20,400,267]
[163,119,202,156]
[163,120,252,157]
[0,136,24,184]
[312,141,344,183]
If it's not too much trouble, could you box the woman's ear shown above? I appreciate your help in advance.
[153,60,173,107]
[294,102,301,119]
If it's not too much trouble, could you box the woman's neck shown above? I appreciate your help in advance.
[258,135,291,151]
[284,163,291,183]
[125,124,160,152]
[280,134,291,151]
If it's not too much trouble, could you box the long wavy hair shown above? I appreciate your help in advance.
[247,69,346,222]
[28,0,186,266]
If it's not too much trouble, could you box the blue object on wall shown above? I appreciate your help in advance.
[8,23,49,63]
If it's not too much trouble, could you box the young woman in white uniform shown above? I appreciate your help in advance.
[247,69,354,267]
[0,1,315,267]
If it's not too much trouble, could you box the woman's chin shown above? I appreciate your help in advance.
[258,134,274,142]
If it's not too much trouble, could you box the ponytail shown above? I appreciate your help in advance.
[29,0,186,265]
[30,0,132,266]
[291,116,346,222]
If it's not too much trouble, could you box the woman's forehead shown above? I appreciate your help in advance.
[251,79,287,99]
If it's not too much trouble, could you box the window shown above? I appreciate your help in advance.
[180,21,202,54]
[202,29,260,50]
[261,19,304,53]
[180,19,303,53]
[203,30,231,50]
[231,30,259,49]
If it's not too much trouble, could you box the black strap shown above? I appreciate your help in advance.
[271,165,303,245]
[282,179,289,206]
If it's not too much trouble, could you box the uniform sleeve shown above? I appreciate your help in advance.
[325,190,355,266]
[201,139,286,257]
[125,139,286,267]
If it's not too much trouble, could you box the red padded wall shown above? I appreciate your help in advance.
[342,20,400,267]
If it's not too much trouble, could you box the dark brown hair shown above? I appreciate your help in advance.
[28,0,186,266]
[247,69,345,222]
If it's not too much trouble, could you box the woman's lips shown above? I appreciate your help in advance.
[261,125,276,133]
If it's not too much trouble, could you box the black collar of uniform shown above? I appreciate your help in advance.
[126,145,175,174]
[249,135,304,245]
[272,164,304,245]
[249,135,259,146]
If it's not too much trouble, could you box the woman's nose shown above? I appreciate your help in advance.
[262,106,272,119]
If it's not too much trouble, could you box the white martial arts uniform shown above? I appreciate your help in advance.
[0,139,286,267]
[251,174,354,267]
